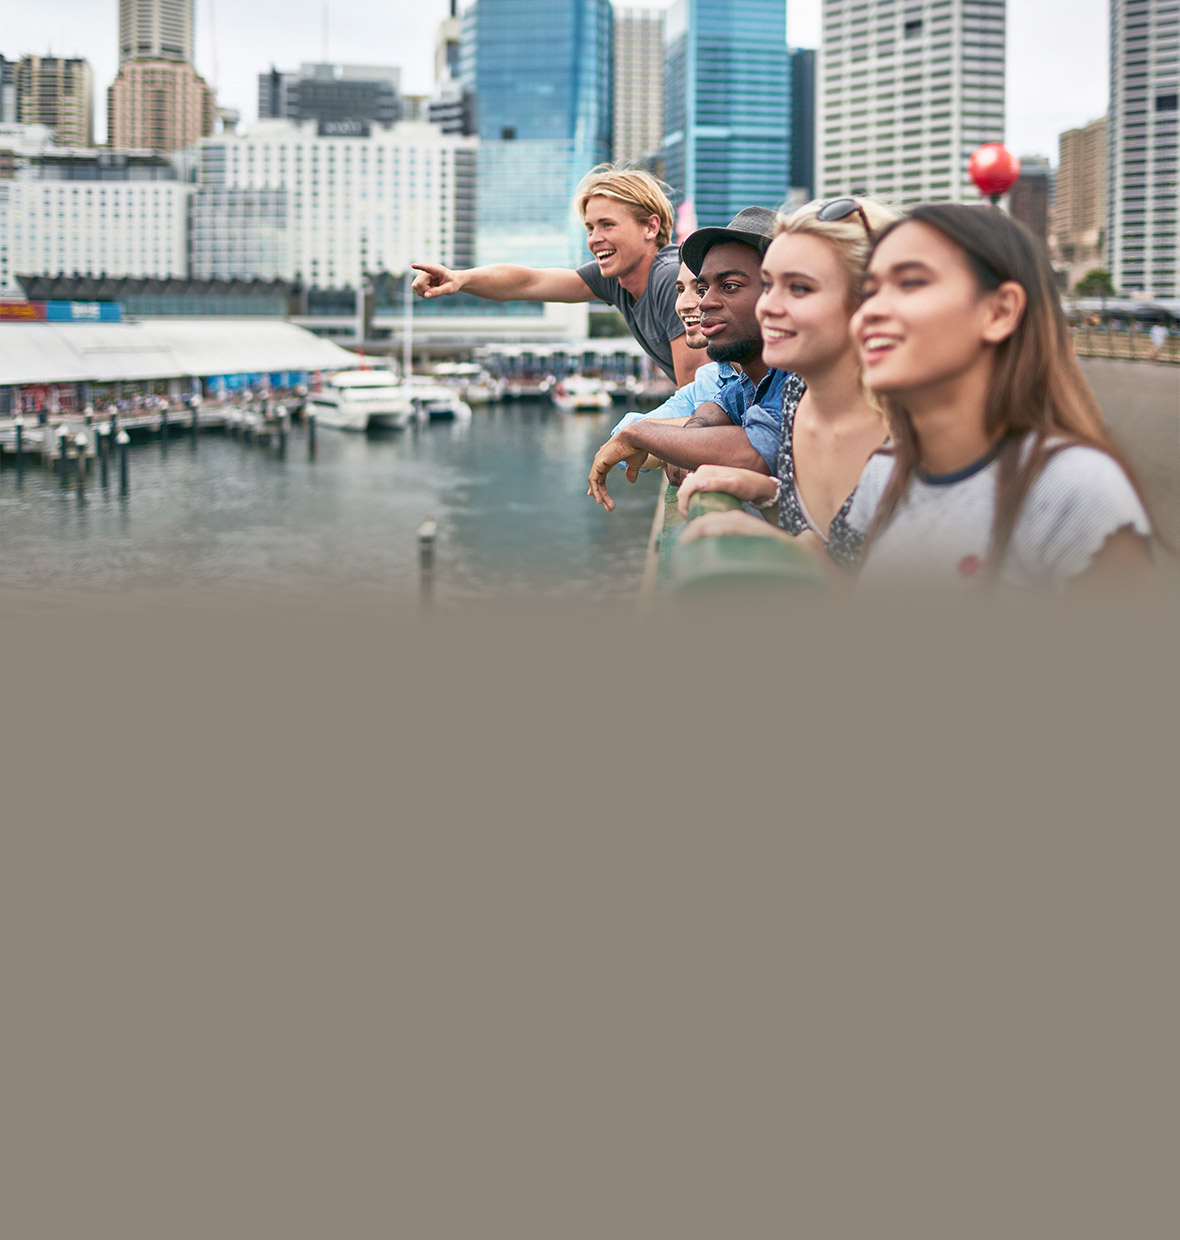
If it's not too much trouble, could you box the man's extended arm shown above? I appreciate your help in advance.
[618,420,768,473]
[588,415,770,510]
[412,262,594,303]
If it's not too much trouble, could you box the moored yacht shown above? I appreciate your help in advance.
[307,370,414,431]
[404,376,473,422]
[550,375,613,412]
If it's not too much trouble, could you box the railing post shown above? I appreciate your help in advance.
[117,429,131,496]
[72,433,87,497]
[418,517,438,609]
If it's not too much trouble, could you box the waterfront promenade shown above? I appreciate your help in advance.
[1078,358,1180,581]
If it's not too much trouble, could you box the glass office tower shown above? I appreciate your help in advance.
[463,0,613,268]
[662,0,791,229]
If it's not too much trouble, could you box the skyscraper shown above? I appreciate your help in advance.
[462,0,613,267]
[1,55,19,124]
[1108,0,1179,297]
[817,0,1006,206]
[12,56,95,148]
[614,7,665,168]
[1054,116,1108,291]
[662,0,790,229]
[109,0,214,153]
[108,60,215,152]
[119,0,194,65]
[790,46,816,201]
[1007,155,1051,247]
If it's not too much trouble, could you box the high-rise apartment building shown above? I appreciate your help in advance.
[817,0,1006,206]
[462,0,613,268]
[662,0,790,229]
[427,3,475,135]
[109,0,215,153]
[108,60,215,152]
[1008,155,1051,246]
[1109,0,1179,297]
[1,55,19,124]
[119,0,194,65]
[1054,116,1108,290]
[12,56,94,148]
[614,7,665,167]
[790,47,816,200]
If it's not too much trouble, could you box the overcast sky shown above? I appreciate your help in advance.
[5,0,1110,161]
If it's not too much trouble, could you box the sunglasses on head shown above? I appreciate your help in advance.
[816,197,874,241]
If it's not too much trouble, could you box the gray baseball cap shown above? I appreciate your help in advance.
[680,206,781,275]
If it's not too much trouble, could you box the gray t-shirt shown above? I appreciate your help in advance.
[844,439,1152,591]
[577,244,684,381]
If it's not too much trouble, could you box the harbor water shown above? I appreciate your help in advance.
[0,402,664,606]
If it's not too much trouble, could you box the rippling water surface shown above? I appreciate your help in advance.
[0,402,663,606]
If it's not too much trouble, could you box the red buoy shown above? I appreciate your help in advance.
[969,143,1021,204]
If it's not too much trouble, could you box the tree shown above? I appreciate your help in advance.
[1074,268,1115,298]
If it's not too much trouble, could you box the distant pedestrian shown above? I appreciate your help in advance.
[1150,322,1168,362]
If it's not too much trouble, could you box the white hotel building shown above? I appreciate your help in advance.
[0,128,188,296]
[817,0,1006,206]
[1109,0,1179,298]
[191,119,477,287]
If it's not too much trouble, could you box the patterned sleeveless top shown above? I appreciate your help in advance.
[773,374,866,571]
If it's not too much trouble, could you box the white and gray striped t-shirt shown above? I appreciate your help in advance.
[844,439,1153,591]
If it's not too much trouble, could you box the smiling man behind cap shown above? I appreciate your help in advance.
[587,206,792,509]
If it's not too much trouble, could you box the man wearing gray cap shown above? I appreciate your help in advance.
[588,207,788,511]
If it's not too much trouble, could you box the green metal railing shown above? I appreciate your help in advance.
[641,482,825,607]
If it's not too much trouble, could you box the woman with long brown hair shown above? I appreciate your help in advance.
[844,203,1154,589]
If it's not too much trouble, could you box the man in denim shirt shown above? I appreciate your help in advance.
[609,260,725,458]
[588,208,787,511]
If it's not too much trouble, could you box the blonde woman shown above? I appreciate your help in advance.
[678,197,897,568]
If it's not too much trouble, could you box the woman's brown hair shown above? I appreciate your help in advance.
[862,203,1157,567]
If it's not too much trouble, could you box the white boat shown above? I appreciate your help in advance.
[503,375,554,400]
[550,376,614,412]
[307,369,414,431]
[431,362,504,405]
[404,376,473,422]
[607,375,639,403]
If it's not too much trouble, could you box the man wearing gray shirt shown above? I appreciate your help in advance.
[411,166,703,387]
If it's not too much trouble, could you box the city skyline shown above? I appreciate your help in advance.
[5,1,1109,163]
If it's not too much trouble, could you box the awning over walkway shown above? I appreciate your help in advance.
[0,319,360,386]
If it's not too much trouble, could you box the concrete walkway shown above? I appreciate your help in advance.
[1080,359,1179,581]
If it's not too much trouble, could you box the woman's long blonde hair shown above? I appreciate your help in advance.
[773,197,898,411]
[776,198,900,310]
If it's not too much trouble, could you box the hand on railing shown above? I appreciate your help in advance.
[676,464,779,518]
[679,509,797,545]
